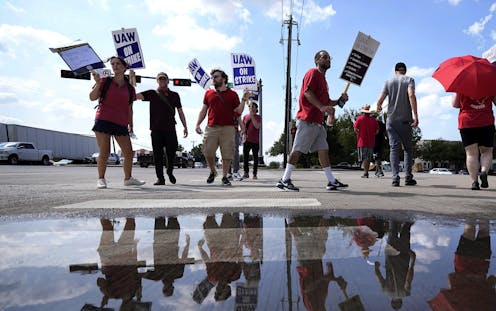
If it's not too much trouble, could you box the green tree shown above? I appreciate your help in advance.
[191,144,205,163]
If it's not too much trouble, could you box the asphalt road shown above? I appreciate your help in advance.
[0,164,495,218]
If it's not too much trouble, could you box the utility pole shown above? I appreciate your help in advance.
[257,79,265,166]
[282,15,299,168]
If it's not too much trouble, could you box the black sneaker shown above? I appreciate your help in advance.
[221,176,232,186]
[361,173,369,178]
[405,178,417,186]
[167,173,176,184]
[471,181,480,190]
[154,178,165,186]
[276,179,299,192]
[392,180,400,187]
[207,171,218,184]
[326,179,349,190]
[480,172,488,188]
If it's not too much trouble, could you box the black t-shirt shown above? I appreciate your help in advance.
[141,89,182,132]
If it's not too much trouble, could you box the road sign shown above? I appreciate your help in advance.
[173,79,192,86]
[340,32,380,86]
[112,28,145,69]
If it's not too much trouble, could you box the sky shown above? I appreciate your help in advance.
[1,0,496,161]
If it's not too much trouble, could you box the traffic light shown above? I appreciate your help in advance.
[173,79,192,86]
[60,70,90,80]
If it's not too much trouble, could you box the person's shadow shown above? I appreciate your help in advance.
[95,218,144,310]
[374,220,416,310]
[428,219,496,310]
[196,213,243,302]
[142,217,192,297]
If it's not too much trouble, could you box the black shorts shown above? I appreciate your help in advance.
[92,119,129,136]
[459,125,495,148]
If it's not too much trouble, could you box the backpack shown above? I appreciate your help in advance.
[97,76,134,108]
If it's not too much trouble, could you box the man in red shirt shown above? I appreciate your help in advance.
[195,69,252,186]
[354,105,379,178]
[277,50,349,191]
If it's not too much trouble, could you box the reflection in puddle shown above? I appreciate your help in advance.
[0,214,495,310]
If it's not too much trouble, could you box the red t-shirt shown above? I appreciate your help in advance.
[457,95,495,129]
[354,115,379,147]
[203,89,241,126]
[95,77,136,126]
[243,114,262,144]
[296,68,330,123]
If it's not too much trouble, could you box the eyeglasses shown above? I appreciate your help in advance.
[158,77,168,80]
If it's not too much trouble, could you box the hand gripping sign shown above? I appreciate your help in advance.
[188,58,212,90]
[112,27,145,69]
[231,53,257,91]
[50,40,104,75]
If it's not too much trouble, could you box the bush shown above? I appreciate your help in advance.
[268,161,280,169]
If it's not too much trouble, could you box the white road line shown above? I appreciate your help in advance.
[54,198,321,209]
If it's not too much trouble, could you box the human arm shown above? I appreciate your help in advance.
[304,89,335,115]
[135,93,144,101]
[249,111,261,129]
[128,104,134,133]
[405,251,416,291]
[89,71,102,101]
[177,108,188,138]
[234,89,253,115]
[374,261,386,288]
[197,239,210,262]
[195,104,208,134]
[408,87,419,128]
[376,92,387,113]
[180,234,190,261]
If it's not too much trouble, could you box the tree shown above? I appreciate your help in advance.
[191,144,205,163]
[418,139,465,169]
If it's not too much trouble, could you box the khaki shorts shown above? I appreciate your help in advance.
[203,125,235,160]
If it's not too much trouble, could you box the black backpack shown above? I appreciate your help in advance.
[97,76,134,107]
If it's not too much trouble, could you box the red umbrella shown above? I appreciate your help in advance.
[432,55,496,98]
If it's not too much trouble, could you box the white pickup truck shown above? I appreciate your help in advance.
[0,142,52,165]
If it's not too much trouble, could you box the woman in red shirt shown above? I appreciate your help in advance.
[452,94,496,190]
[89,56,145,189]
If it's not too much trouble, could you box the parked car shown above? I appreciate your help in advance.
[90,152,120,165]
[429,168,453,175]
[334,162,352,168]
[0,141,52,165]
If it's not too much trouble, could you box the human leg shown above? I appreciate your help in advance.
[114,135,134,180]
[232,131,241,174]
[243,142,251,177]
[387,123,401,185]
[95,132,111,179]
[465,143,480,185]
[252,143,260,177]
[164,132,179,184]
[151,131,166,183]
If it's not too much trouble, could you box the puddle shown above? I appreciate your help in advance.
[0,213,495,310]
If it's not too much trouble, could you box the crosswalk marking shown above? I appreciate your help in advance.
[54,198,321,209]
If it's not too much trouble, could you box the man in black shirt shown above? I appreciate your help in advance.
[136,72,188,185]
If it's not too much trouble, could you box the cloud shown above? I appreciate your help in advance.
[4,1,25,13]
[0,114,22,124]
[407,66,435,78]
[447,0,462,5]
[416,77,445,94]
[464,3,496,36]
[0,24,70,58]
[152,15,241,52]
[263,0,336,25]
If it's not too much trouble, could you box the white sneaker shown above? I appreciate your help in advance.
[124,177,146,186]
[97,178,107,189]
[232,172,243,181]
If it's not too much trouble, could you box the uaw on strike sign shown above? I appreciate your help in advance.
[112,28,145,69]
[231,53,257,90]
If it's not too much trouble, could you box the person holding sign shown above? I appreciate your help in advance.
[195,69,252,186]
[89,56,145,189]
[376,62,418,187]
[242,101,262,179]
[276,50,349,192]
[135,72,188,186]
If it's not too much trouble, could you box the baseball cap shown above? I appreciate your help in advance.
[395,62,407,71]
[156,72,169,79]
